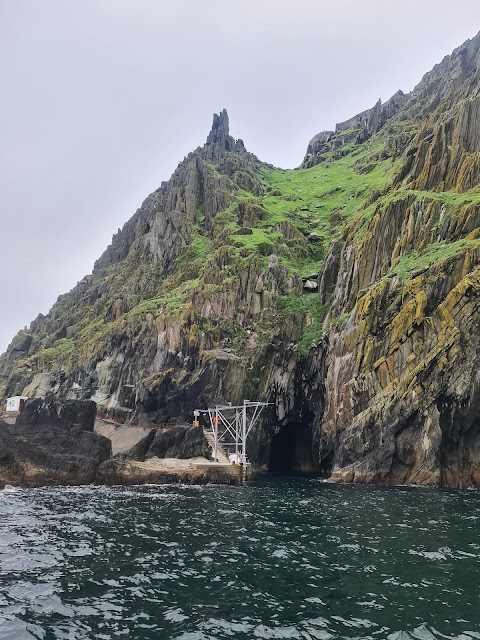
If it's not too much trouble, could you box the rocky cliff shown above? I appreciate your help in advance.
[3,33,480,486]
[0,399,233,487]
[0,399,112,487]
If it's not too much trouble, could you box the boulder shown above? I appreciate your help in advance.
[0,400,111,487]
[303,280,318,291]
[146,425,210,460]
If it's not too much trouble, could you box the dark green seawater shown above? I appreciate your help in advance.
[1,476,479,639]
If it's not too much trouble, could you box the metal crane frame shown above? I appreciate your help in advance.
[195,400,271,464]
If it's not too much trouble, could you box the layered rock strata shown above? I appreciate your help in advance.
[0,399,111,488]
[2,33,480,487]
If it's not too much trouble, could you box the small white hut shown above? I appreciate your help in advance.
[6,396,29,413]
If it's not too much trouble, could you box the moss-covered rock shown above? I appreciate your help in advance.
[4,35,480,485]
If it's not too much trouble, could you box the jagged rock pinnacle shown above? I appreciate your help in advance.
[209,108,230,139]
[204,108,235,163]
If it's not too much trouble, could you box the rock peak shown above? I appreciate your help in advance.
[211,108,229,136]
[204,108,235,163]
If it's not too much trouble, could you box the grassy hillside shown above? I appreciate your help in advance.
[4,71,480,394]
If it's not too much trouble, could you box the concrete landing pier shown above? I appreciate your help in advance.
[96,456,250,486]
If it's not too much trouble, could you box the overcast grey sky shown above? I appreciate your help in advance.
[1,0,479,354]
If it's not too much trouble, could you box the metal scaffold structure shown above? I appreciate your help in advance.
[194,400,271,464]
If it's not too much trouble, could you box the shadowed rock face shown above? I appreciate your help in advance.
[17,398,97,431]
[146,426,210,460]
[3,34,480,487]
[0,400,111,488]
[115,425,210,462]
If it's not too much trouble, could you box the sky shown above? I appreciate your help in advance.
[1,0,479,354]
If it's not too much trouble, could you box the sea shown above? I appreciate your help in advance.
[0,475,479,639]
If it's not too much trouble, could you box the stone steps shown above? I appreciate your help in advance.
[202,429,230,463]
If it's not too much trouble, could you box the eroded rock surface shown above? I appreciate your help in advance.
[0,400,111,488]
[3,34,480,487]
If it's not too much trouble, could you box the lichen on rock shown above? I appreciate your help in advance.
[3,33,480,486]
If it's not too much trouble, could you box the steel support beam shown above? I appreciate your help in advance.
[196,401,271,465]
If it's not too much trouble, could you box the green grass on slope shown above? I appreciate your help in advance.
[194,140,397,355]
[231,228,283,251]
[389,238,480,282]
[16,141,408,376]
[278,293,330,359]
[409,187,480,207]
[259,144,395,275]
[378,186,480,209]
[20,337,74,371]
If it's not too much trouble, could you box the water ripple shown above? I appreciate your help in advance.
[0,478,479,638]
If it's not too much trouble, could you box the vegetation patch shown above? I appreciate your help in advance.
[278,293,329,359]
[389,238,480,282]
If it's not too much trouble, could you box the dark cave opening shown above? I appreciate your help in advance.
[268,422,318,473]
[437,395,480,487]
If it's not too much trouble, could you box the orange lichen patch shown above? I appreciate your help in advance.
[462,251,473,279]
[455,152,480,193]
[391,230,409,265]
[377,361,391,388]
[437,353,449,371]
[353,279,390,342]
[466,228,480,240]
[454,203,480,238]
[343,325,359,351]
[386,357,395,379]
[389,291,427,349]
[402,275,425,300]
[448,345,461,360]
[357,336,375,370]
[415,291,427,322]
[439,267,480,318]
[373,356,386,370]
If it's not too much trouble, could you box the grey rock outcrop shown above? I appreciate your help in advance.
[145,425,210,460]
[303,90,408,167]
[204,109,235,163]
[116,425,210,462]
[303,131,334,165]
[0,400,111,487]
[336,90,407,137]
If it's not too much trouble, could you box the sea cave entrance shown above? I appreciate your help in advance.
[268,421,318,473]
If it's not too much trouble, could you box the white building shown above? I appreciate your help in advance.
[6,396,29,413]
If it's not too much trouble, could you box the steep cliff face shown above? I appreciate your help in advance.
[314,31,480,487]
[3,33,480,486]
[394,35,480,193]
